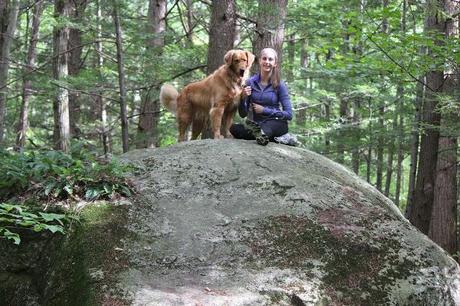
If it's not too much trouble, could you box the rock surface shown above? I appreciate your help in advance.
[118,139,460,305]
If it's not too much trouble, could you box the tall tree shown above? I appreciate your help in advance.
[394,0,408,206]
[406,78,424,210]
[376,0,389,192]
[0,0,20,146]
[53,0,72,152]
[112,0,129,152]
[68,0,88,138]
[16,0,44,150]
[136,0,166,148]
[429,0,458,255]
[408,0,444,234]
[95,0,110,156]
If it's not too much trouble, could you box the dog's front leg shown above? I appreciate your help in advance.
[210,104,225,139]
[222,108,237,138]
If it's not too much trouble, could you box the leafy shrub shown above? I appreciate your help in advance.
[0,149,134,203]
[0,203,77,245]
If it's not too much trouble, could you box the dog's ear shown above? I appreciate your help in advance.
[245,51,255,69]
[224,50,234,66]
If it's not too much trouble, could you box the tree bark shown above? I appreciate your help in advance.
[0,0,20,146]
[68,0,87,138]
[253,0,288,64]
[95,0,110,156]
[136,0,166,148]
[351,99,360,174]
[112,1,129,152]
[406,78,424,211]
[366,98,373,183]
[394,0,408,207]
[394,85,404,206]
[53,0,71,152]
[184,0,194,44]
[408,0,444,234]
[16,0,44,150]
[286,33,295,81]
[429,0,458,255]
[337,97,348,165]
[384,111,396,197]
[207,0,236,74]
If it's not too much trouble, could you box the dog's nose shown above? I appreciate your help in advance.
[239,69,245,77]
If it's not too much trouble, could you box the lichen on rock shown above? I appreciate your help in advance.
[117,139,460,305]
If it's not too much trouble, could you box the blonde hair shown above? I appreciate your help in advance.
[260,48,281,89]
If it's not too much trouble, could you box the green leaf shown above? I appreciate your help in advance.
[43,224,65,234]
[1,228,21,245]
[39,212,65,225]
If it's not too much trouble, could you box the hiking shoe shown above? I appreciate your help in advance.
[244,119,269,146]
[274,133,299,146]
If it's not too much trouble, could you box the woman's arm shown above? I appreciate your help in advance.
[261,82,293,120]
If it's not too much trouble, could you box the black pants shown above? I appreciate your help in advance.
[230,119,288,141]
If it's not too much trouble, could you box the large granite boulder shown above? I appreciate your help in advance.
[118,139,460,305]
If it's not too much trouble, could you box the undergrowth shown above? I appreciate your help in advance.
[0,147,135,244]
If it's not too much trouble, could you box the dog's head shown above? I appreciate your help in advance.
[224,49,255,79]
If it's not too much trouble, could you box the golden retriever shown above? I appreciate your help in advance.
[160,49,255,141]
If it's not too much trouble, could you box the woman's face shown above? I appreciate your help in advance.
[259,49,277,74]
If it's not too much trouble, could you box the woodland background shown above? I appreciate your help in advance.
[0,0,458,257]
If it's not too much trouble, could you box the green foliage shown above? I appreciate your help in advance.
[0,148,134,203]
[0,203,76,245]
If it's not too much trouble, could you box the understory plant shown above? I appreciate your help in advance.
[0,147,135,244]
[0,149,134,202]
[0,203,76,245]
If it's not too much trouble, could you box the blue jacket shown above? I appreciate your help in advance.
[239,73,293,123]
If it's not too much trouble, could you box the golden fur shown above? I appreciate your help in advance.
[160,49,255,141]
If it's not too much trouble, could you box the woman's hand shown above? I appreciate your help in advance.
[252,103,264,114]
[242,86,252,98]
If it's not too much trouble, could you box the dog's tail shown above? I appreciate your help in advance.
[160,83,178,114]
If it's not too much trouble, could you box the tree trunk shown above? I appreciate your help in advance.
[394,85,404,206]
[366,98,373,183]
[286,33,295,81]
[394,0,408,207]
[207,0,236,74]
[0,0,20,146]
[184,0,194,44]
[95,0,110,156]
[337,97,348,165]
[384,112,396,197]
[201,0,236,139]
[375,101,385,191]
[68,0,87,138]
[406,78,424,211]
[136,0,166,148]
[351,99,360,174]
[324,99,330,154]
[112,1,129,152]
[16,0,44,150]
[53,0,71,152]
[429,0,458,255]
[408,0,444,234]
[430,134,457,254]
[253,0,288,64]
